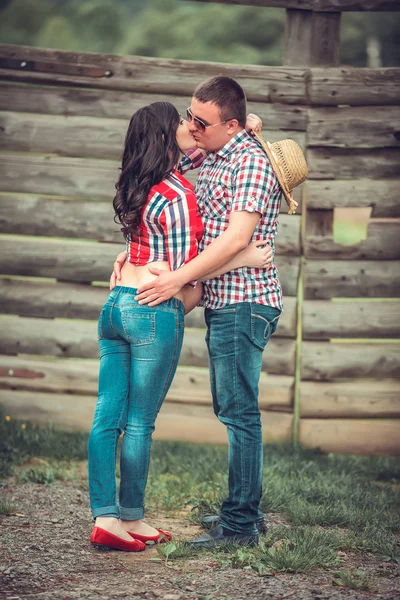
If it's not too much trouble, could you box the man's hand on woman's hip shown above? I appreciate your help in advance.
[134,267,183,307]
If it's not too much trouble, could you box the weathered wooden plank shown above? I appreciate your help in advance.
[300,379,400,418]
[0,155,302,214]
[305,208,333,238]
[0,315,296,375]
[0,46,308,104]
[191,0,400,11]
[0,236,124,283]
[307,147,400,179]
[299,418,400,456]
[307,67,400,106]
[308,106,400,149]
[0,237,301,296]
[276,214,302,255]
[0,154,118,200]
[0,279,108,320]
[0,194,302,255]
[303,260,400,299]
[0,278,298,338]
[0,194,119,242]
[303,300,400,339]
[305,180,400,218]
[0,111,128,160]
[304,220,400,259]
[0,388,294,444]
[284,10,340,67]
[0,83,308,130]
[301,341,400,380]
[0,355,294,409]
[0,108,306,158]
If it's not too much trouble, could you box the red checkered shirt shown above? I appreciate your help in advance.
[126,170,204,280]
[180,130,283,310]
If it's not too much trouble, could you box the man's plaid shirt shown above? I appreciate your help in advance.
[180,129,283,310]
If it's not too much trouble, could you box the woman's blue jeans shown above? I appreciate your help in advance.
[205,302,281,535]
[88,286,184,520]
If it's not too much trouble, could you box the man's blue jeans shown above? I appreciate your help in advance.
[205,302,281,535]
[88,286,184,520]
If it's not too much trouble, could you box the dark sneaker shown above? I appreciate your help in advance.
[200,514,267,535]
[185,525,259,549]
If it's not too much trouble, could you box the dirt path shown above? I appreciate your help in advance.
[1,477,399,600]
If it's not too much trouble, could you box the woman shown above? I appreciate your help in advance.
[88,102,270,552]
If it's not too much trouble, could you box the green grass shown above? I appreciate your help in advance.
[332,568,376,591]
[17,464,72,485]
[0,406,88,478]
[1,405,399,571]
[0,500,17,516]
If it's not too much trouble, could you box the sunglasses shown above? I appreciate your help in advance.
[186,107,233,133]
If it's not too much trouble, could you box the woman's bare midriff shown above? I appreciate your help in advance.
[118,260,184,302]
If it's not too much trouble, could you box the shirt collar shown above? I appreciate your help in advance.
[215,129,253,159]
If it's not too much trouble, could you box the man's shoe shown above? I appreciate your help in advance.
[185,525,259,549]
[200,514,267,535]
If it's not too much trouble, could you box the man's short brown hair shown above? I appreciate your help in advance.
[194,76,247,128]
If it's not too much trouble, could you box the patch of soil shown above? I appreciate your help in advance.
[0,477,399,600]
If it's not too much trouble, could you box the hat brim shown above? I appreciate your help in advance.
[253,133,299,215]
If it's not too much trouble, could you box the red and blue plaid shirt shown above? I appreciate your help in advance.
[126,170,203,276]
[180,130,283,310]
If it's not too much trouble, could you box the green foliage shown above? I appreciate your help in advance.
[333,568,376,591]
[117,0,284,65]
[0,405,88,478]
[17,464,70,484]
[225,527,343,573]
[0,0,398,67]
[0,0,54,46]
[0,500,16,515]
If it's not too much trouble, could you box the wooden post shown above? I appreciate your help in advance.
[284,9,341,67]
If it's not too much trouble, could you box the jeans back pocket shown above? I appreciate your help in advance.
[120,310,156,345]
[250,306,281,350]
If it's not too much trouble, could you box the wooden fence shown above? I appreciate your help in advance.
[0,42,399,454]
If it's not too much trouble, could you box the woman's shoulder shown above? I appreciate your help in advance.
[169,169,195,195]
[150,170,196,204]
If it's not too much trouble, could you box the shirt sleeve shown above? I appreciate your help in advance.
[178,147,206,174]
[159,190,204,287]
[231,153,277,216]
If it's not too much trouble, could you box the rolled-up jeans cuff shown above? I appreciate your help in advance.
[92,505,120,519]
[220,518,258,536]
[120,506,145,521]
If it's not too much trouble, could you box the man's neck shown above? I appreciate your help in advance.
[213,127,245,153]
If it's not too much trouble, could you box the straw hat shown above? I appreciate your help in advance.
[253,132,308,215]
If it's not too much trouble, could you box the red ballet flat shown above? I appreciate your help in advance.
[90,526,146,552]
[128,528,172,544]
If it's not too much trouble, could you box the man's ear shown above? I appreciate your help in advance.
[227,119,239,135]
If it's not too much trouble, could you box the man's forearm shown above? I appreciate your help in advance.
[201,248,247,280]
[174,229,247,288]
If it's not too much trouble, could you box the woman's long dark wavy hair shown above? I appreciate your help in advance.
[113,102,181,239]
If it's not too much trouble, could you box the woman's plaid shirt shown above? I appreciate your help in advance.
[180,130,283,310]
[125,170,203,278]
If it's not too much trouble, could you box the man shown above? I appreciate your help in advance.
[113,77,283,548]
